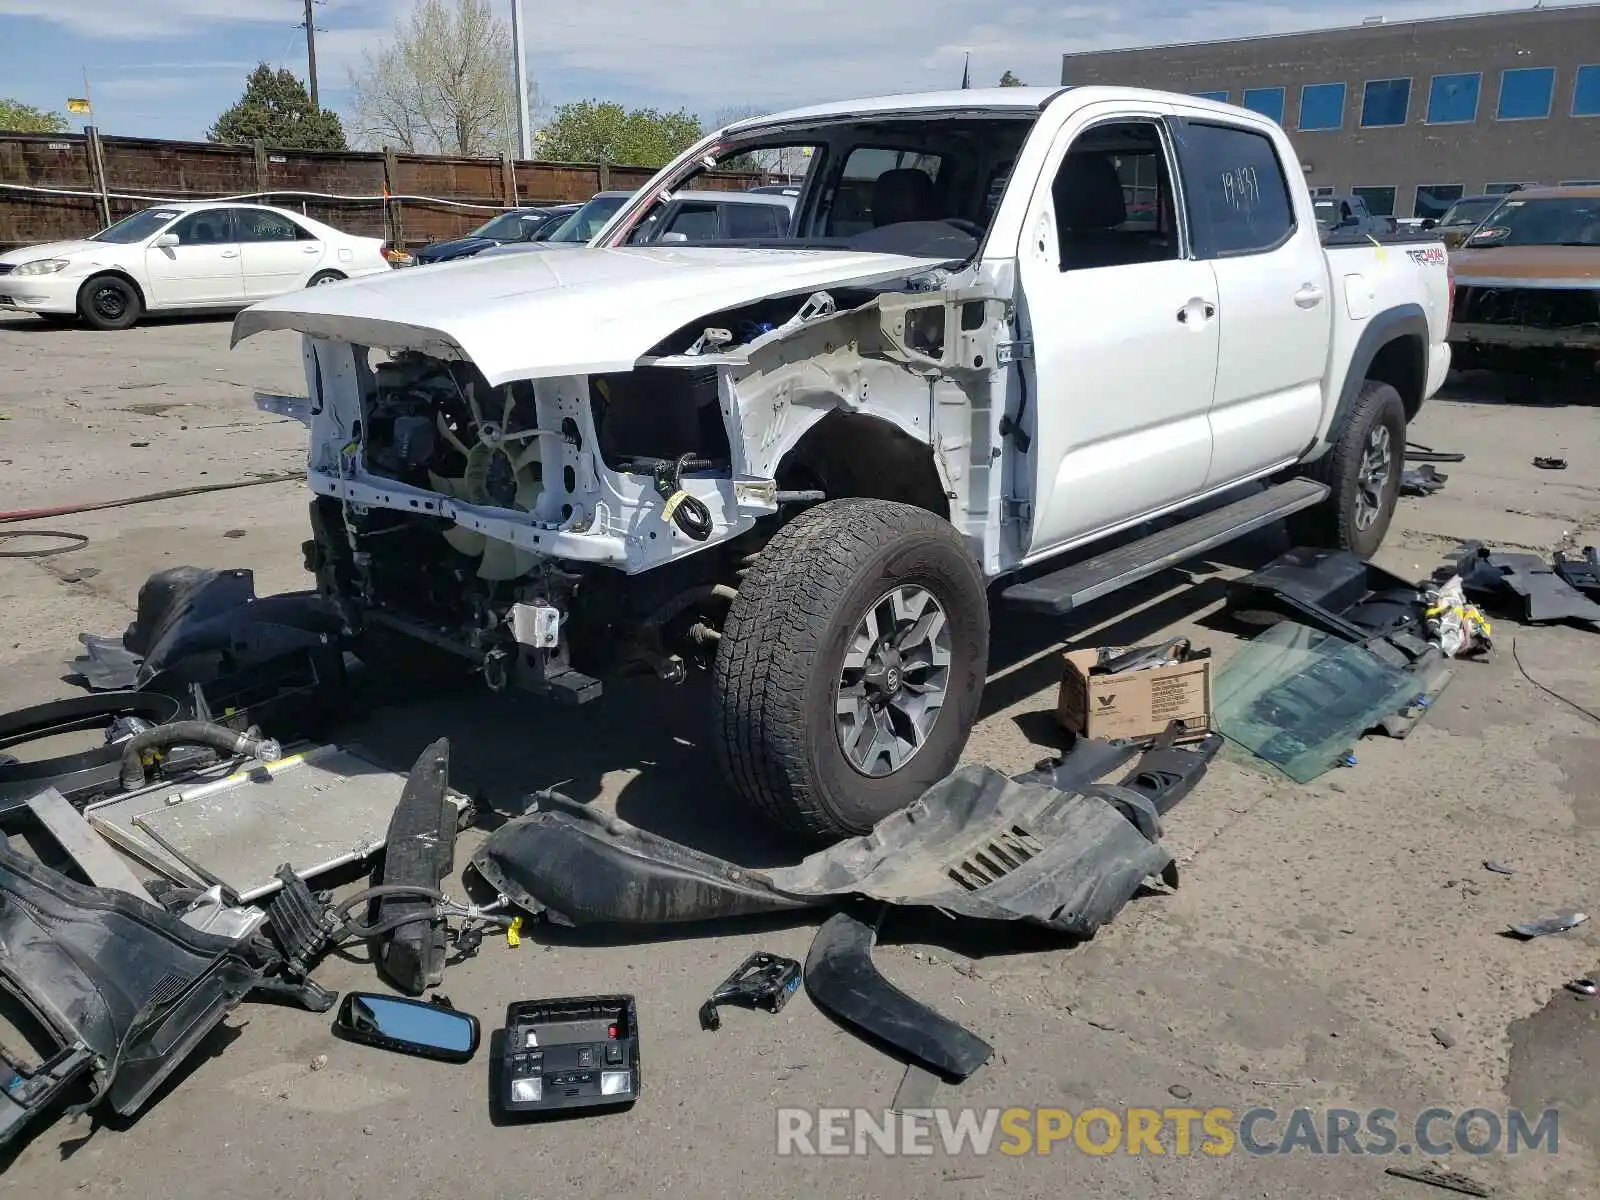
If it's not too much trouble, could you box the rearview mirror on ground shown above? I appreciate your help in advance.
[332,992,480,1062]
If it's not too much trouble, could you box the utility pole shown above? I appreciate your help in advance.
[510,0,532,159]
[299,0,323,109]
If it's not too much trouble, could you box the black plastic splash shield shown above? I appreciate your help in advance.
[0,840,264,1133]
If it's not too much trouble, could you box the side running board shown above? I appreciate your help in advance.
[1002,478,1330,616]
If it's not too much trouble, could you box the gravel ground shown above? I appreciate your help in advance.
[1,312,1597,1198]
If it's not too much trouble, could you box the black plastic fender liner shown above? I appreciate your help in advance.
[804,909,994,1083]
[474,763,1178,935]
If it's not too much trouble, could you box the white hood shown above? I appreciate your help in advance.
[230,244,939,384]
[0,239,108,267]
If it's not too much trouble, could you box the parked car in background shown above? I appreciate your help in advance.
[1448,185,1600,375]
[477,191,636,258]
[414,205,580,265]
[0,202,391,330]
[1433,193,1510,248]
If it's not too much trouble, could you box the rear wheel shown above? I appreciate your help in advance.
[712,498,989,845]
[77,275,142,331]
[307,270,345,287]
[1288,379,1406,560]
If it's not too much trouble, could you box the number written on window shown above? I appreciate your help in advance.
[1219,164,1261,211]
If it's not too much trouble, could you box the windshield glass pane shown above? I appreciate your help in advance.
[1469,197,1600,246]
[531,214,570,240]
[546,196,628,243]
[471,211,540,240]
[91,207,183,244]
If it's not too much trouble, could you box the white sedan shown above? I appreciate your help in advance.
[0,202,393,330]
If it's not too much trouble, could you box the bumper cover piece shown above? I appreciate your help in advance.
[0,840,330,1147]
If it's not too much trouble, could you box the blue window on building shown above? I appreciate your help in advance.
[1498,67,1556,120]
[1194,90,1229,102]
[1361,78,1411,127]
[1426,73,1480,124]
[1571,65,1600,116]
[1242,86,1286,123]
[1298,83,1345,130]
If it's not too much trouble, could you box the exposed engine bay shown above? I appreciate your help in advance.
[274,269,1009,700]
[1450,283,1600,374]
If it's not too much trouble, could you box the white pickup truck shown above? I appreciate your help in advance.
[235,85,1453,844]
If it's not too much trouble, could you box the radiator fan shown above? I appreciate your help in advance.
[428,381,544,581]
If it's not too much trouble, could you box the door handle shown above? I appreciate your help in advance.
[220,249,239,259]
[1176,299,1217,323]
[1294,283,1325,308]
[303,245,320,253]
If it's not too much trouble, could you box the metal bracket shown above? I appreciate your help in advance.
[1001,495,1032,525]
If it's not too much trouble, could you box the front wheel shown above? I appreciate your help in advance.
[77,275,142,331]
[1287,379,1406,559]
[712,498,990,846]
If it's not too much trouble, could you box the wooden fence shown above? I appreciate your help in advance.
[0,128,767,252]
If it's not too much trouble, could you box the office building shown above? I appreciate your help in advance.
[1060,4,1600,219]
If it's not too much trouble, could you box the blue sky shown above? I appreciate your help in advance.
[0,0,1582,143]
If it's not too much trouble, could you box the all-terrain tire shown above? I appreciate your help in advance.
[1287,379,1406,559]
[712,498,989,846]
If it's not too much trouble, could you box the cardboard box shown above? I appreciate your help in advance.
[1056,645,1213,742]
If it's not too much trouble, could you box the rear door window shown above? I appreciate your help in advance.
[1177,122,1297,256]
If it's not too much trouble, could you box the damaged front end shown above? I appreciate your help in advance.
[1449,248,1600,377]
[244,253,1011,698]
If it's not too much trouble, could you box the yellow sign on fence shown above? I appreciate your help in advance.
[66,98,92,114]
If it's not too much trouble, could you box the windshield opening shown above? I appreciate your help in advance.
[91,207,183,244]
[545,195,630,243]
[609,112,1040,260]
[1467,196,1600,247]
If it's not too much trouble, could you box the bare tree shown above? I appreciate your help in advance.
[349,0,535,156]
